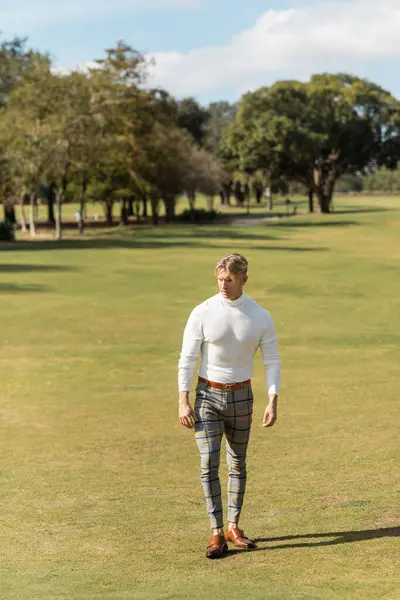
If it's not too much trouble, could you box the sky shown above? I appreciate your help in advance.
[1,0,400,104]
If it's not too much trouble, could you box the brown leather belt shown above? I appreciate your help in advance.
[198,377,251,391]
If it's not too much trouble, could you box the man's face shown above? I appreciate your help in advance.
[216,268,247,301]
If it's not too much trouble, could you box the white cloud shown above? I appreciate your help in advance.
[0,0,200,31]
[147,0,400,97]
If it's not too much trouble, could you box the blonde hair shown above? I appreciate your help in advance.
[215,253,248,277]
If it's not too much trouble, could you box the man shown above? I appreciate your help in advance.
[178,253,281,559]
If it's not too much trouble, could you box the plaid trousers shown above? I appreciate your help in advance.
[194,380,254,530]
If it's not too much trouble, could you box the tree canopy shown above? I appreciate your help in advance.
[0,34,400,234]
[0,38,223,231]
[225,74,400,212]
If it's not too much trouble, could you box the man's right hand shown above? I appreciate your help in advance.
[179,393,196,429]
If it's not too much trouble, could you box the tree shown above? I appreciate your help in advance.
[226,74,400,213]
[0,88,55,237]
[91,45,212,226]
[0,63,98,238]
[203,102,237,207]
[183,145,224,212]
[145,124,194,222]
[177,97,209,145]
[86,42,163,226]
[0,36,51,107]
[0,150,17,222]
[48,71,101,239]
[0,36,51,225]
[203,101,237,155]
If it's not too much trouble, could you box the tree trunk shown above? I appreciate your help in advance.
[47,183,56,225]
[142,196,148,218]
[134,198,140,219]
[78,181,87,235]
[188,191,196,211]
[244,183,250,205]
[255,186,263,204]
[234,182,244,205]
[78,205,84,235]
[105,201,113,226]
[327,179,336,212]
[221,183,232,206]
[55,174,69,240]
[55,190,63,240]
[29,193,36,238]
[34,194,39,219]
[4,203,16,224]
[150,196,159,225]
[163,196,176,223]
[308,190,314,213]
[120,198,128,225]
[128,196,134,217]
[314,166,337,213]
[316,191,330,214]
[19,191,27,232]
[208,195,215,211]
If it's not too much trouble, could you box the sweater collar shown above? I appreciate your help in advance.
[219,292,247,308]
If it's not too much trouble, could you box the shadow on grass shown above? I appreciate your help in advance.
[271,220,359,229]
[0,264,77,273]
[1,238,328,253]
[107,227,282,241]
[333,207,396,214]
[0,283,51,293]
[253,526,399,550]
[219,526,399,559]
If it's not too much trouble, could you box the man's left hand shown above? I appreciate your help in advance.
[262,395,278,428]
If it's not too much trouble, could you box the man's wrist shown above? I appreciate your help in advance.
[179,391,190,405]
[268,394,278,404]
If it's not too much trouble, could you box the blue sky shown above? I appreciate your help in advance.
[1,0,400,104]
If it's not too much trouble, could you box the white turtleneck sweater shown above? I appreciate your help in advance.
[178,293,280,395]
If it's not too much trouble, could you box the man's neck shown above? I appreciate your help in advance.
[220,292,246,305]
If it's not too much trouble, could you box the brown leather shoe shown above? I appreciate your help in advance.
[226,528,256,549]
[206,534,228,559]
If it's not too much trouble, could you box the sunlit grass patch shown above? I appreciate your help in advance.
[0,195,398,599]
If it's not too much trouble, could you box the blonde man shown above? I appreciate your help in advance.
[178,253,281,559]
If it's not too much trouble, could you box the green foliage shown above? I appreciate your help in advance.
[0,39,223,228]
[226,74,400,212]
[177,97,209,145]
[363,167,400,193]
[336,173,364,193]
[0,35,51,107]
[203,101,237,157]
[1,35,399,227]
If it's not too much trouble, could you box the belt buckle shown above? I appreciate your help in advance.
[223,383,235,391]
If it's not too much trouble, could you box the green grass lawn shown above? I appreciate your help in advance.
[0,196,399,599]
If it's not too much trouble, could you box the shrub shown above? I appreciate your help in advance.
[178,209,220,222]
[0,221,15,242]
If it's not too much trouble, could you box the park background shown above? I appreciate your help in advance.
[0,14,399,600]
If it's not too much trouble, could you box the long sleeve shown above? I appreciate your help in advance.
[260,314,281,396]
[178,308,204,392]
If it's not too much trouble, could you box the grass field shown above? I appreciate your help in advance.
[0,195,399,599]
